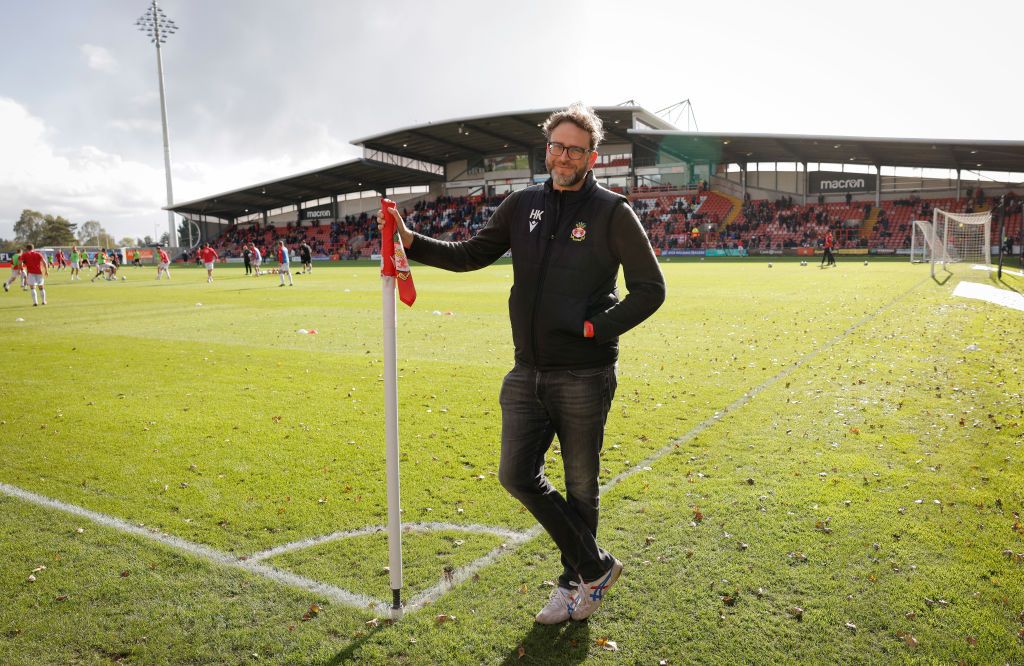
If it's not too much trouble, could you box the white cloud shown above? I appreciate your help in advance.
[108,118,161,133]
[81,44,117,73]
[0,97,167,237]
[0,98,360,242]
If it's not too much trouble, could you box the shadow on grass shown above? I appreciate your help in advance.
[990,273,1021,294]
[499,620,591,665]
[317,623,385,666]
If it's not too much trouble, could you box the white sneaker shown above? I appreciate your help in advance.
[568,559,623,621]
[535,586,573,624]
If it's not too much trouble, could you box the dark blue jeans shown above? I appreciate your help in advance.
[497,362,618,587]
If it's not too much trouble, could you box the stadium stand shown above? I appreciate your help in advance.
[207,188,1021,261]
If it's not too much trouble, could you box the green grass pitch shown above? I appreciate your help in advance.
[1,259,1022,664]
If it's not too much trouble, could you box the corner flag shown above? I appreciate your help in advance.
[380,198,413,618]
[381,199,416,306]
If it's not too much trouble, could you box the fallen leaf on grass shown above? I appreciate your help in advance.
[365,618,379,628]
[966,636,977,646]
[26,575,36,583]
[787,607,804,621]
[517,645,526,659]
[55,594,68,602]
[31,565,46,573]
[898,632,918,647]
[845,622,857,632]
[272,416,283,423]
[595,638,618,651]
[435,614,456,624]
[301,603,322,621]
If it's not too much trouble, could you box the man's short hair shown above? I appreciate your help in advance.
[25,243,34,250]
[543,103,605,150]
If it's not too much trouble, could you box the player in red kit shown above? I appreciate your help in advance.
[20,244,49,306]
[199,244,219,283]
[156,247,171,280]
[820,230,836,268]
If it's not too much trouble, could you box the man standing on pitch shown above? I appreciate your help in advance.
[20,244,48,306]
[156,246,171,280]
[821,229,836,268]
[3,249,25,292]
[198,243,219,283]
[243,243,253,276]
[299,241,313,274]
[381,104,665,624]
[276,240,293,287]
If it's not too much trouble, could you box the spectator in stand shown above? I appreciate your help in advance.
[845,192,852,206]
[198,243,219,283]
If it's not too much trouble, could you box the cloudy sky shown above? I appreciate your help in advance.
[1,0,1021,242]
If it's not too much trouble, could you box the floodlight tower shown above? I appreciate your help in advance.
[136,0,179,248]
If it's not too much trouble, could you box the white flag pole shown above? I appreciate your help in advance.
[382,273,403,618]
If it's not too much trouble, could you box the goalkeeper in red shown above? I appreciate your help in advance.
[382,104,665,624]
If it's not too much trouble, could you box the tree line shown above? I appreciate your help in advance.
[1,209,165,253]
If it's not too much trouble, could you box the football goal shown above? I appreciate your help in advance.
[910,208,991,277]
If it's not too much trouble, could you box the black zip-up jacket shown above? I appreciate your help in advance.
[406,172,666,370]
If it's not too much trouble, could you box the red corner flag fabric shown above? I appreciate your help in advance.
[381,198,416,306]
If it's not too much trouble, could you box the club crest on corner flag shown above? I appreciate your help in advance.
[381,198,416,306]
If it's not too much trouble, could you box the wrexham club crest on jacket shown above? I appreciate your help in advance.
[570,222,587,242]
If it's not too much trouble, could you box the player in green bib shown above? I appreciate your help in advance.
[70,246,83,281]
[3,251,25,292]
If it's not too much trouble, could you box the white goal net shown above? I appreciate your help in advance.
[912,208,991,277]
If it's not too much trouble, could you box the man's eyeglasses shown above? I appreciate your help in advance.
[547,142,592,160]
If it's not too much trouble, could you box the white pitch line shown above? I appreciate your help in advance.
[246,521,530,562]
[600,277,929,494]
[247,525,387,562]
[972,264,1024,278]
[0,482,389,614]
[405,528,538,611]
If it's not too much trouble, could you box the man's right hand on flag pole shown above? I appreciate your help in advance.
[378,206,414,249]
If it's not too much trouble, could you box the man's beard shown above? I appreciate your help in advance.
[547,157,588,189]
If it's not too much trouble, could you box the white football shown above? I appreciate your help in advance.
[863,261,868,266]
[121,276,127,281]
[768,263,773,268]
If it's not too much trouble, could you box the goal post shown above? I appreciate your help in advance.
[928,208,992,277]
[910,220,935,264]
